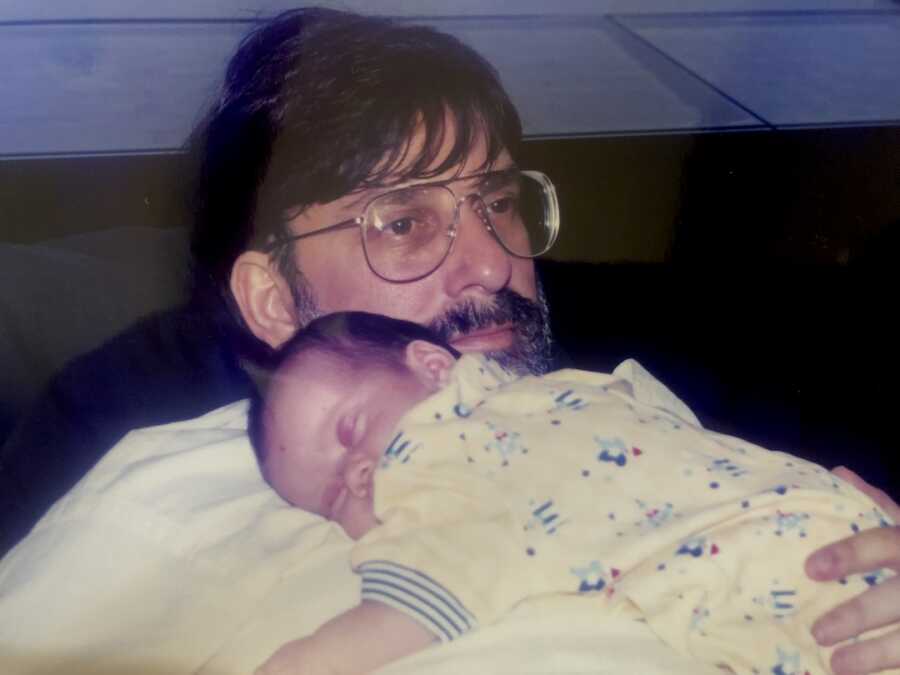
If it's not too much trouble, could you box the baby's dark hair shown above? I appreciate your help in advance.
[248,312,460,468]
[276,311,460,373]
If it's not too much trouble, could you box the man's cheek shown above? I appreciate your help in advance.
[513,260,539,300]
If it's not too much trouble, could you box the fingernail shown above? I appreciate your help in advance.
[812,620,831,645]
[831,648,856,675]
[809,549,837,578]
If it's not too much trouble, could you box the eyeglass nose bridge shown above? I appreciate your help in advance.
[447,191,496,243]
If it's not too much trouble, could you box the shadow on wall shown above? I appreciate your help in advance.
[851,217,900,267]
[0,226,191,444]
[670,126,900,265]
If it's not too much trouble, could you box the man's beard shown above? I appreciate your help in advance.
[427,281,555,376]
[288,269,556,377]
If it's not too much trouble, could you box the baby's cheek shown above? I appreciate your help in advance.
[321,477,345,516]
[343,498,380,540]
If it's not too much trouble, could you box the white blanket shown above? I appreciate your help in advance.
[0,372,719,675]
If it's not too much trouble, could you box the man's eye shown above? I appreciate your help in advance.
[488,196,516,214]
[386,217,416,236]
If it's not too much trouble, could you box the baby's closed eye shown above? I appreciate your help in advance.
[337,409,368,448]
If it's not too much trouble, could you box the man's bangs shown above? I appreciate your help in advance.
[357,101,512,191]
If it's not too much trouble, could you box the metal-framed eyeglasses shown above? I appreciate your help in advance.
[262,168,559,283]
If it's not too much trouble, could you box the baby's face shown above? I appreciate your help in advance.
[262,349,437,538]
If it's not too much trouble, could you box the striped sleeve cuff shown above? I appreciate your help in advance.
[358,560,478,642]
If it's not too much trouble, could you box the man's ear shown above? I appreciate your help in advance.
[230,250,299,349]
[405,340,456,390]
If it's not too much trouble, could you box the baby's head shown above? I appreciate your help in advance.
[249,311,459,538]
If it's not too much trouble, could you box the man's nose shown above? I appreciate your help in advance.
[442,196,513,297]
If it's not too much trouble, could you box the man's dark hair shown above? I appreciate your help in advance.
[189,8,522,363]
[247,311,460,467]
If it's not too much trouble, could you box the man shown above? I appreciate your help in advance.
[1,8,899,675]
[190,8,554,378]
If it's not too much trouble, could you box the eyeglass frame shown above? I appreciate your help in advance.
[261,167,559,283]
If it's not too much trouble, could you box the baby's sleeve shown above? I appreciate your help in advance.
[617,487,896,675]
[349,461,533,643]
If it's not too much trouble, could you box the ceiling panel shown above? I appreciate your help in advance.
[618,11,900,127]
[0,16,763,156]
[0,22,242,155]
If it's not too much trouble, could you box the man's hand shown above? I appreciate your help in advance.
[807,466,900,674]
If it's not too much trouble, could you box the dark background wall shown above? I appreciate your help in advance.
[4,126,898,261]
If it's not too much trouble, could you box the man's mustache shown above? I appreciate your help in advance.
[427,288,544,344]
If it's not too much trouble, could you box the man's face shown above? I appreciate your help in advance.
[280,130,554,376]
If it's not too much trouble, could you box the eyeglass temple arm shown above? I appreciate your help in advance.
[262,217,364,252]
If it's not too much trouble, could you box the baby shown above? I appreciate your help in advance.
[250,311,895,675]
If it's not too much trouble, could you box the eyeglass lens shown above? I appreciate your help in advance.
[362,172,554,282]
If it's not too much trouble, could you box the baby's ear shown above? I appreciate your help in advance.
[404,340,455,389]
[343,453,376,498]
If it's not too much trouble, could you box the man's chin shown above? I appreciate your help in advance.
[485,336,554,377]
[429,284,555,377]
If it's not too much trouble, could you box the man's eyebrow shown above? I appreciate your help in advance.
[450,165,516,186]
[473,168,518,190]
[339,179,417,213]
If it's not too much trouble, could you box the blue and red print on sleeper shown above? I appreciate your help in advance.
[849,506,893,532]
[862,568,891,587]
[753,584,799,619]
[483,421,525,465]
[675,535,720,559]
[632,499,676,531]
[770,510,810,538]
[769,645,810,675]
[525,499,569,536]
[547,388,589,413]
[570,559,619,593]
[453,403,473,418]
[595,436,642,467]
[379,431,421,468]
[689,605,710,634]
[706,457,748,479]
